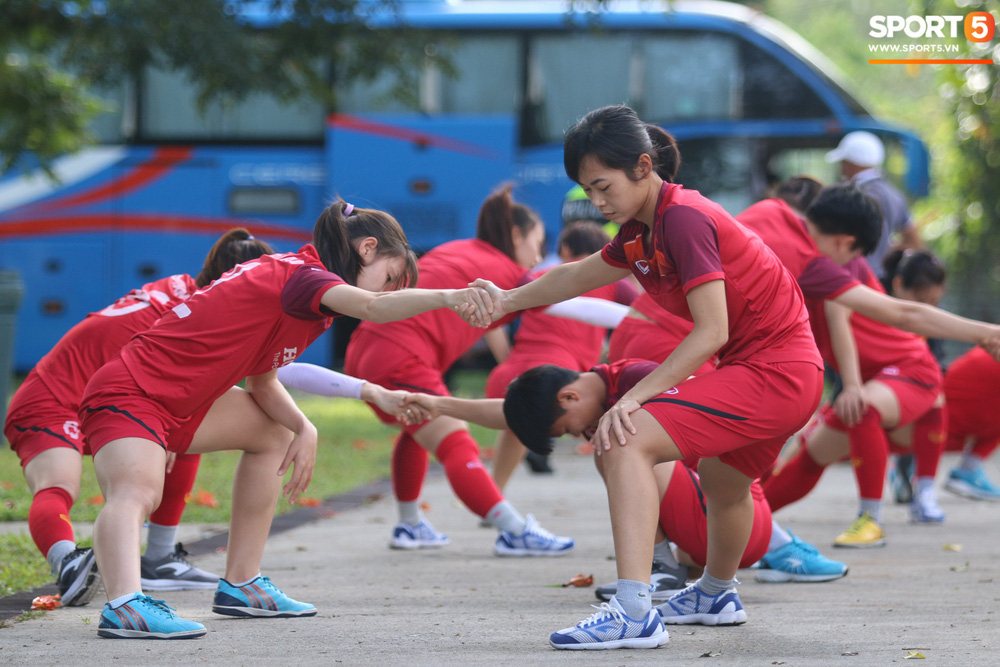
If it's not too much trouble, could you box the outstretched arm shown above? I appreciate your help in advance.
[277,362,413,421]
[320,283,493,326]
[836,284,1000,356]
[401,394,508,430]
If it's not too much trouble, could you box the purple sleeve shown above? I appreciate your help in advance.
[601,228,630,267]
[613,279,640,305]
[657,206,723,292]
[797,256,861,301]
[281,265,347,320]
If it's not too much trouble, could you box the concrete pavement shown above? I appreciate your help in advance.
[1,450,998,665]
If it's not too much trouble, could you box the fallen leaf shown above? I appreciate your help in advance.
[352,439,369,451]
[699,651,722,658]
[1,481,14,490]
[950,562,970,572]
[904,651,926,659]
[31,595,61,610]
[420,502,432,512]
[193,490,218,508]
[842,652,858,656]
[576,442,595,456]
[297,497,321,507]
[562,574,593,588]
[84,494,104,505]
[943,543,963,552]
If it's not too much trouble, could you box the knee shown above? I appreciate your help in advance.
[106,479,163,517]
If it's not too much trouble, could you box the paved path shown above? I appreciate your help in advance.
[1,451,998,665]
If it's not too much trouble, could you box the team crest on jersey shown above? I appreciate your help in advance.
[169,275,191,300]
[63,420,81,440]
[881,366,900,376]
[635,260,651,275]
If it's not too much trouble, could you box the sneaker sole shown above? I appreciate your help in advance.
[389,538,450,550]
[212,604,317,618]
[550,629,669,650]
[98,627,206,639]
[833,540,886,548]
[494,546,574,557]
[140,578,221,591]
[661,610,747,626]
[61,558,102,607]
[945,479,1000,502]
[754,568,848,583]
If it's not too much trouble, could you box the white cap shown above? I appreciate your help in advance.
[824,131,885,168]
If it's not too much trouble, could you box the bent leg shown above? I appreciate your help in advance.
[24,448,83,564]
[697,458,754,581]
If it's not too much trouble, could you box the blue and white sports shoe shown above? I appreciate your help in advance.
[212,576,317,618]
[98,593,206,639]
[945,467,1000,501]
[549,597,669,650]
[495,514,574,557]
[390,518,450,549]
[754,533,848,583]
[889,454,915,504]
[910,488,946,523]
[656,583,747,626]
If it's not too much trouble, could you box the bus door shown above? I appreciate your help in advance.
[326,114,515,253]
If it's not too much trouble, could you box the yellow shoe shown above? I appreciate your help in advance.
[833,512,886,548]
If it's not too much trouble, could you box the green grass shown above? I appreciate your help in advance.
[0,370,495,596]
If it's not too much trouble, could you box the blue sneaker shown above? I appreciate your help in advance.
[495,514,574,557]
[98,593,206,639]
[945,467,1000,501]
[549,597,669,650]
[389,518,450,549]
[656,583,747,626]
[889,454,915,504]
[212,576,316,618]
[754,533,848,583]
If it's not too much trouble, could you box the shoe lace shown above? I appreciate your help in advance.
[844,512,874,537]
[137,595,178,618]
[525,520,556,541]
[169,542,192,563]
[580,602,624,628]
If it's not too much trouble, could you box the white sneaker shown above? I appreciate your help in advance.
[495,514,574,557]
[550,597,669,650]
[389,518,450,549]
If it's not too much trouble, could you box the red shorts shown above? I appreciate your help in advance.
[608,317,716,376]
[870,366,941,427]
[658,462,771,568]
[345,329,451,433]
[79,357,209,456]
[5,372,89,468]
[485,353,580,399]
[641,361,823,479]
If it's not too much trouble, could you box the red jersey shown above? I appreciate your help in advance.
[508,272,637,370]
[31,274,198,410]
[120,245,344,417]
[809,259,940,385]
[601,183,820,369]
[353,239,527,371]
[736,198,859,301]
[944,346,1000,407]
[630,292,695,346]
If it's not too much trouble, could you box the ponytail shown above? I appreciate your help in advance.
[644,124,681,183]
[196,228,275,287]
[883,249,946,292]
[313,201,418,289]
[774,176,824,213]
[476,183,541,262]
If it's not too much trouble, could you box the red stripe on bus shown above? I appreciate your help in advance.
[328,113,503,161]
[0,214,313,242]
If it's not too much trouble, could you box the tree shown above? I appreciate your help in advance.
[0,0,430,174]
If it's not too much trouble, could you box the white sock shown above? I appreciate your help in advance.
[768,521,793,552]
[614,579,652,618]
[859,499,882,524]
[46,540,76,577]
[108,591,140,609]
[143,523,178,561]
[398,501,422,527]
[485,500,527,535]
[652,539,679,567]
[959,454,983,472]
[229,573,262,587]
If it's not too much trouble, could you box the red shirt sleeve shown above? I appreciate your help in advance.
[281,265,347,320]
[797,256,860,301]
[601,227,630,268]
[658,205,724,293]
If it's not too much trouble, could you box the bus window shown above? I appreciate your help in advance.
[525,33,633,144]
[676,138,755,214]
[436,35,521,115]
[88,82,132,143]
[141,67,325,140]
[640,33,740,121]
[741,42,830,119]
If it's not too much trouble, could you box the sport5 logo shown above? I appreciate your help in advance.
[869,13,995,42]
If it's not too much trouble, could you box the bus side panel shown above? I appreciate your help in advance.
[327,114,515,253]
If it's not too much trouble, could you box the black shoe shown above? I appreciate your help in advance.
[57,546,101,606]
[525,450,555,474]
[140,543,221,591]
[595,560,689,602]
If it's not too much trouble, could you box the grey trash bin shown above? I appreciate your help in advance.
[0,271,24,438]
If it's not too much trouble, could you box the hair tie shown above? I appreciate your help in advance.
[247,235,256,240]
[344,203,354,216]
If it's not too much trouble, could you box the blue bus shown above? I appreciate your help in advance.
[0,0,930,370]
